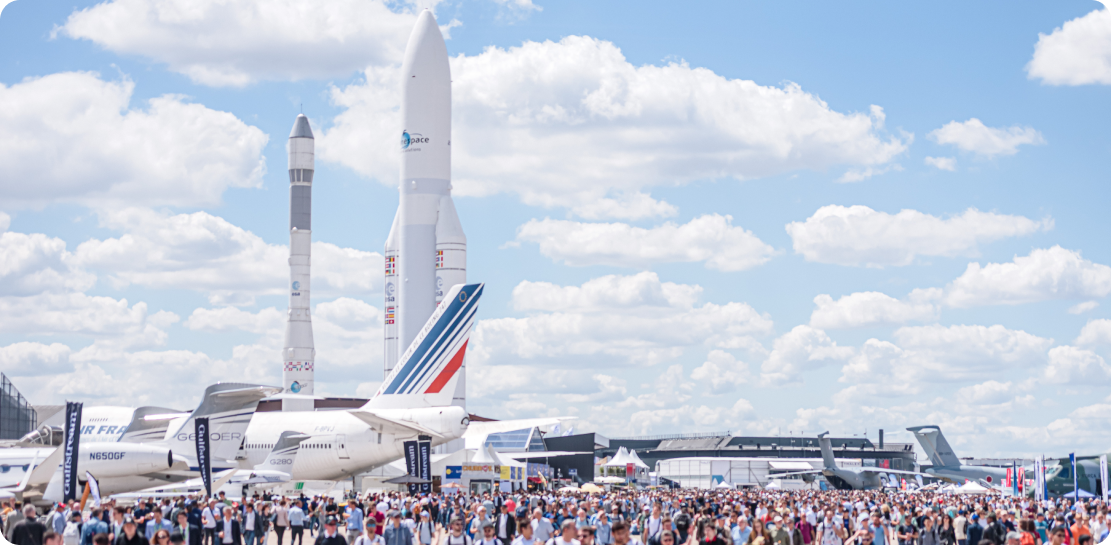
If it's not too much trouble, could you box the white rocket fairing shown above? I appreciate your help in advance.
[385,9,467,408]
[283,114,316,412]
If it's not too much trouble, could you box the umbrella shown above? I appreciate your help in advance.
[558,486,580,492]
[580,483,604,493]
[383,475,432,485]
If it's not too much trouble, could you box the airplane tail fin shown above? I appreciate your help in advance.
[366,283,483,410]
[907,425,961,468]
[817,432,837,469]
[255,431,308,471]
[165,383,281,461]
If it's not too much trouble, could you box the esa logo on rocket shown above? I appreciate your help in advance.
[401,130,429,150]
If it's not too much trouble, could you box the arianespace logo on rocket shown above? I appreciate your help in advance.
[401,130,429,151]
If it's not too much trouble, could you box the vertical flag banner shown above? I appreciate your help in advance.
[195,417,212,498]
[85,471,102,508]
[418,440,431,494]
[1012,462,1019,495]
[1071,453,1078,499]
[63,401,83,502]
[1101,455,1109,503]
[1041,455,1049,502]
[1033,458,1042,501]
[403,440,419,494]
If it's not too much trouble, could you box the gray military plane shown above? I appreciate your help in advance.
[907,425,1010,486]
[775,432,933,490]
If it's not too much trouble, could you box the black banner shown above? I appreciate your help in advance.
[418,440,431,494]
[195,417,212,498]
[62,401,83,502]
[403,440,419,494]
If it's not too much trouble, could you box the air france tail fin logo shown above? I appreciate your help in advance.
[379,283,482,397]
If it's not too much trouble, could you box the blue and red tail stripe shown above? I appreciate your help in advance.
[382,283,483,396]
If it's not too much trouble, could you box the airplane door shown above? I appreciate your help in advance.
[336,434,349,459]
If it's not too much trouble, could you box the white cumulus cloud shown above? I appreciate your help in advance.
[0,72,267,208]
[691,349,749,394]
[515,214,777,271]
[759,325,853,386]
[59,0,419,87]
[785,205,1051,267]
[924,156,956,171]
[1027,2,1111,86]
[320,36,910,218]
[1043,345,1111,385]
[470,273,774,369]
[74,208,381,305]
[943,246,1111,307]
[929,118,1045,158]
[1078,319,1111,346]
[809,291,938,329]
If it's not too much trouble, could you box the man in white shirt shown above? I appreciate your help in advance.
[202,502,218,545]
[217,507,238,545]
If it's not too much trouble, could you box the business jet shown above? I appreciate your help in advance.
[2,382,278,502]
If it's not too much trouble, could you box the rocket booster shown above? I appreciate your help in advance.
[386,9,467,408]
[283,114,316,411]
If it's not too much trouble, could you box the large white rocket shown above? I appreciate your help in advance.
[283,114,316,412]
[384,9,467,408]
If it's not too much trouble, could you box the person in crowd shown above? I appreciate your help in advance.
[152,530,172,545]
[315,516,347,545]
[533,510,556,544]
[354,518,384,545]
[147,510,173,541]
[115,515,149,545]
[174,511,201,545]
[45,532,64,545]
[383,511,411,545]
[496,505,518,545]
[12,504,47,545]
[214,508,241,545]
[291,500,307,545]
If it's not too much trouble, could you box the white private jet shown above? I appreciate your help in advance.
[1,382,279,502]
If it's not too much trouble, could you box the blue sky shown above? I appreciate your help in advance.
[2,0,1110,457]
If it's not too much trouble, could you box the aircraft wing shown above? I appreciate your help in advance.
[857,468,933,476]
[348,411,444,439]
[769,470,825,477]
[24,447,62,490]
[463,417,577,438]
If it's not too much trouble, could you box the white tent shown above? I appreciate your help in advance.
[715,480,732,489]
[765,482,781,489]
[603,447,635,467]
[956,481,991,495]
[471,445,504,465]
[627,449,650,469]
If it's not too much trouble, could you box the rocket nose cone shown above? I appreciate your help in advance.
[406,8,447,54]
[289,114,314,139]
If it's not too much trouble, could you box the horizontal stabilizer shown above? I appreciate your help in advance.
[348,411,443,439]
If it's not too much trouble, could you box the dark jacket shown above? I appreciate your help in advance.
[496,514,517,540]
[315,531,349,545]
[967,524,984,545]
[11,518,47,545]
[175,522,203,545]
[984,523,1007,545]
[216,520,243,545]
[113,531,151,545]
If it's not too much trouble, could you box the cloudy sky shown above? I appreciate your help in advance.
[1,0,1110,458]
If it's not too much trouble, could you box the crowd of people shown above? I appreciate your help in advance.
[1,487,1107,545]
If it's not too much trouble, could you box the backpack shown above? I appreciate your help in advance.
[1020,533,1035,545]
